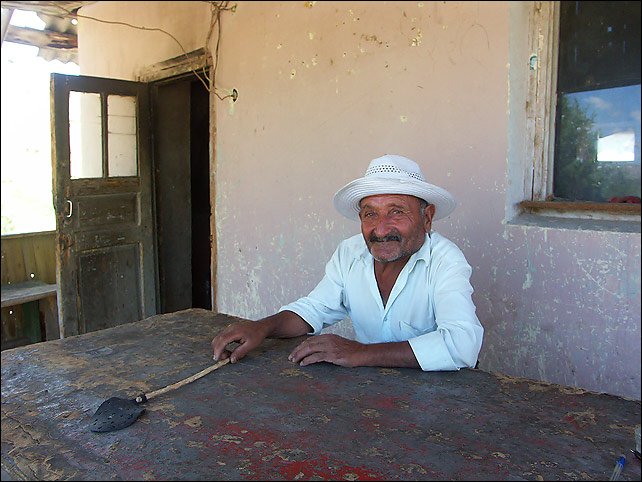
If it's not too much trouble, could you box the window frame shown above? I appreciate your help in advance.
[515,1,641,225]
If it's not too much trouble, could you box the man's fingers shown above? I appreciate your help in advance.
[288,338,312,363]
[298,352,327,366]
[211,330,242,360]
[289,337,325,364]
[213,349,231,361]
[289,335,357,367]
[228,341,254,363]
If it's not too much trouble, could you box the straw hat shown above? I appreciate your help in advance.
[333,154,457,221]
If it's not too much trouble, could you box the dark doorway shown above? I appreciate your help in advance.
[190,80,212,310]
[152,76,211,313]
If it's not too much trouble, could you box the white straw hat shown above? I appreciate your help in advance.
[333,154,457,221]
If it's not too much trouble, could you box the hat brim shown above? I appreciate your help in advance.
[333,177,457,221]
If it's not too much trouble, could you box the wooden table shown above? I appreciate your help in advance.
[2,309,640,481]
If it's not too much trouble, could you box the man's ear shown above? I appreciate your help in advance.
[424,204,436,232]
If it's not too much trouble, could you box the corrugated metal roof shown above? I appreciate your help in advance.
[1,1,95,63]
[1,1,94,17]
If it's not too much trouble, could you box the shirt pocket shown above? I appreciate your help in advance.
[397,318,435,339]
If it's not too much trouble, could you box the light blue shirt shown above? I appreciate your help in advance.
[279,232,483,371]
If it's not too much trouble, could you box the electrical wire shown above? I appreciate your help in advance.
[41,1,236,100]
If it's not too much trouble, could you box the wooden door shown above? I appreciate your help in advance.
[51,74,157,337]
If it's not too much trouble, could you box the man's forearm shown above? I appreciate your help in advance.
[259,310,313,339]
[359,340,420,369]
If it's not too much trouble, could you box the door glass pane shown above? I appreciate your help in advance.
[108,95,137,177]
[69,91,102,179]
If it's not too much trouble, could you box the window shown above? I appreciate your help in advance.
[553,1,640,203]
[514,1,641,225]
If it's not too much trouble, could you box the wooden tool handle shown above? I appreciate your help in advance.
[136,358,231,403]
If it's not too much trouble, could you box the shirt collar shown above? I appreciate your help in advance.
[406,232,432,272]
[415,232,433,262]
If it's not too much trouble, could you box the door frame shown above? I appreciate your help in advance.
[141,48,215,313]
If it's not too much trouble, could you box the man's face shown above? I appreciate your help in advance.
[359,194,435,263]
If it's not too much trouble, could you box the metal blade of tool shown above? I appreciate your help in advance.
[89,358,231,433]
[90,397,145,432]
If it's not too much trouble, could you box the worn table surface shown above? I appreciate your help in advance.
[2,309,640,481]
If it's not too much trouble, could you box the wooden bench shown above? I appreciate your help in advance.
[1,280,59,349]
[1,281,57,308]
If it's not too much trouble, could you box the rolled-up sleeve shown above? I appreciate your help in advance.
[408,247,484,371]
[279,244,349,334]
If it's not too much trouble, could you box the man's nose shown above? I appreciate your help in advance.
[373,217,394,237]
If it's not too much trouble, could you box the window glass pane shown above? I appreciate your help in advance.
[553,85,641,202]
[553,1,641,203]
[107,95,137,177]
[69,91,102,179]
[557,1,640,93]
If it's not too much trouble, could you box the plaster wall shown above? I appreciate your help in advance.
[77,1,640,400]
[78,1,212,79]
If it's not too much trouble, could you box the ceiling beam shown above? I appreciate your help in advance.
[0,1,94,18]
[1,7,13,45]
[4,24,77,50]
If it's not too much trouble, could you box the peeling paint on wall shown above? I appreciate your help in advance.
[79,1,640,400]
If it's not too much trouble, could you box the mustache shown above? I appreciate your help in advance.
[369,233,402,243]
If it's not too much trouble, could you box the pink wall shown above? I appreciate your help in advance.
[213,2,640,399]
[78,1,641,399]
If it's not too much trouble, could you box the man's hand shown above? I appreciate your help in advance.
[288,334,367,367]
[211,311,312,364]
[289,335,421,369]
[211,321,269,363]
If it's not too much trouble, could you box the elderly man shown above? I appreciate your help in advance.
[211,154,483,371]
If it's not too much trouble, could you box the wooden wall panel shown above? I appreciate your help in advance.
[1,231,58,349]
[1,231,56,285]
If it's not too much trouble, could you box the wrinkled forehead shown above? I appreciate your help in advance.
[358,193,424,209]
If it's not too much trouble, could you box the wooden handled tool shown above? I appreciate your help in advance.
[90,357,231,433]
[135,358,230,403]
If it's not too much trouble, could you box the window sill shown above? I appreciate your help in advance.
[520,200,641,215]
[510,201,641,233]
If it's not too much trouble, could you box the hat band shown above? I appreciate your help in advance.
[365,164,425,181]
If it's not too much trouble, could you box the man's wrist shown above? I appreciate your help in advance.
[256,316,278,338]
[361,341,420,368]
[356,341,372,367]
